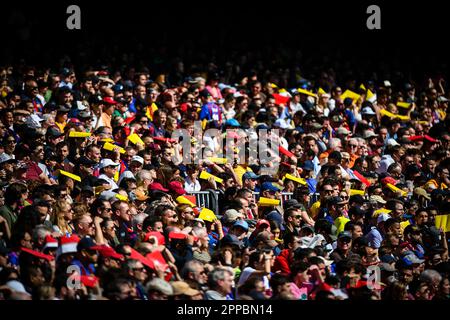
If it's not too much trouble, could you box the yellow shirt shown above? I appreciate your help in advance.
[310,200,321,220]
[335,216,350,234]
[55,121,66,133]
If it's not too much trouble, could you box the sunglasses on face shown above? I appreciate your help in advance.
[133,267,145,272]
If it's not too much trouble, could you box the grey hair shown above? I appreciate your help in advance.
[135,170,152,185]
[419,269,442,284]
[181,260,204,279]
[328,137,342,150]
[208,267,233,288]
[132,213,148,229]
[32,225,51,243]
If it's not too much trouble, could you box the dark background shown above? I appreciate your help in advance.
[1,0,448,85]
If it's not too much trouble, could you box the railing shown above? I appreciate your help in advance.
[187,191,320,211]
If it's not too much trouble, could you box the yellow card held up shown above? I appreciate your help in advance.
[69,131,91,138]
[359,84,366,91]
[396,114,411,121]
[128,133,144,145]
[199,170,223,184]
[258,197,281,207]
[435,214,450,232]
[284,173,307,185]
[396,102,411,109]
[176,196,195,207]
[115,194,128,201]
[297,88,318,98]
[103,142,126,154]
[341,90,360,102]
[349,189,365,196]
[373,208,392,217]
[380,109,397,118]
[198,207,217,222]
[318,88,326,95]
[366,89,376,102]
[208,157,228,165]
[386,183,408,196]
[59,170,81,182]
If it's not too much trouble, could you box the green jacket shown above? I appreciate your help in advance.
[0,205,17,231]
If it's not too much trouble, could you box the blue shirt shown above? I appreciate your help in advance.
[71,259,96,276]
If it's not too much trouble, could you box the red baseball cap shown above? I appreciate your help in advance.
[168,181,187,196]
[169,232,187,240]
[381,176,398,185]
[97,246,124,260]
[144,231,166,245]
[103,97,118,105]
[149,182,169,192]
[21,247,55,262]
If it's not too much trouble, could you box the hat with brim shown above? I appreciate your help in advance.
[317,256,334,267]
[149,182,169,192]
[171,281,201,297]
[336,127,351,135]
[337,231,352,241]
[363,131,378,139]
[255,231,278,248]
[414,187,431,200]
[99,158,120,169]
[369,195,387,204]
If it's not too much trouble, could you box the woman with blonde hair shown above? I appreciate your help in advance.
[52,200,75,236]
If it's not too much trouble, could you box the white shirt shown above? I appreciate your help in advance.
[184,177,201,192]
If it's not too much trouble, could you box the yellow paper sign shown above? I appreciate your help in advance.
[284,173,306,185]
[258,197,281,207]
[396,102,411,109]
[128,133,144,145]
[341,90,360,102]
[198,208,217,222]
[94,186,106,195]
[269,83,278,88]
[115,194,128,201]
[418,121,430,125]
[208,157,228,165]
[435,214,450,232]
[69,131,91,138]
[100,138,114,143]
[359,84,366,91]
[297,88,318,98]
[59,170,81,182]
[176,196,195,207]
[366,89,376,102]
[199,170,223,184]
[380,109,410,121]
[349,189,365,196]
[103,142,126,154]
[400,220,410,234]
[380,109,397,118]
[318,88,326,95]
[373,208,392,218]
[386,183,408,196]
[395,114,411,121]
[201,119,208,130]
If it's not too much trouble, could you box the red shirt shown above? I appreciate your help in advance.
[25,161,43,181]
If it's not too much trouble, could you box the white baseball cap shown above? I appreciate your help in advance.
[377,213,392,224]
[131,155,144,165]
[99,158,120,169]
